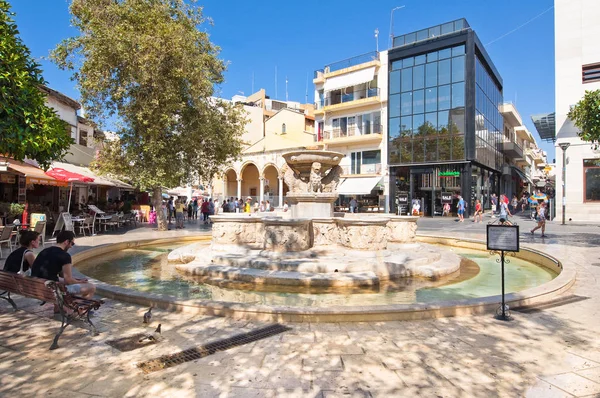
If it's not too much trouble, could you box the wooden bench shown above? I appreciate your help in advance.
[0,270,104,350]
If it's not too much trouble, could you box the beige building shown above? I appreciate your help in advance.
[210,92,316,207]
[499,103,549,199]
[312,51,389,212]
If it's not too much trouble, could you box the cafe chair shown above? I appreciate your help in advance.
[0,225,15,258]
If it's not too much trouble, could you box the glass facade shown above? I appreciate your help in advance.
[389,45,466,164]
[475,56,503,170]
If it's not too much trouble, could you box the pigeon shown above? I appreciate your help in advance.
[143,307,152,324]
[139,323,163,343]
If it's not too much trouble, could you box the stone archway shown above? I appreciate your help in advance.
[263,164,280,207]
[224,169,237,199]
[240,162,260,202]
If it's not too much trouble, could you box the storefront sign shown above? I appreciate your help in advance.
[396,194,408,205]
[439,171,460,177]
[441,193,453,204]
[487,225,519,252]
[0,174,16,184]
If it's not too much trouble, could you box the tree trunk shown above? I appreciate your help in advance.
[152,187,168,231]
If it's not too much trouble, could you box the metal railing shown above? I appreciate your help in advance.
[339,163,382,175]
[316,124,382,141]
[392,18,469,49]
[314,51,379,78]
[315,88,380,109]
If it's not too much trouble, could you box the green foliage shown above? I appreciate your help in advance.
[0,1,73,170]
[568,89,600,149]
[0,202,25,217]
[51,0,246,191]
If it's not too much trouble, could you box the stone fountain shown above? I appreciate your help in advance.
[169,150,463,289]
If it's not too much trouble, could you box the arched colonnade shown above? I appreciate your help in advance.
[222,161,289,208]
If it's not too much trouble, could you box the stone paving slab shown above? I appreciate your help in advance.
[0,220,599,396]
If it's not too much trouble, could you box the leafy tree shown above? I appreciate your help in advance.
[52,0,246,230]
[0,0,72,169]
[568,89,600,149]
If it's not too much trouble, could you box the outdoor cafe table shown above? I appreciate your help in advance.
[95,215,113,233]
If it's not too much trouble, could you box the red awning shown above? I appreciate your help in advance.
[45,168,95,183]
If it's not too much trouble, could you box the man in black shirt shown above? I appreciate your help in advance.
[31,231,96,299]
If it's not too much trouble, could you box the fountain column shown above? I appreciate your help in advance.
[237,178,242,200]
[259,177,265,203]
[278,177,284,207]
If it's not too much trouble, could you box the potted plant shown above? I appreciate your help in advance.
[7,203,25,224]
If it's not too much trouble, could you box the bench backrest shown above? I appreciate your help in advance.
[0,270,57,303]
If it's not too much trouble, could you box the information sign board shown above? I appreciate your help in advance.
[441,193,453,204]
[486,225,519,252]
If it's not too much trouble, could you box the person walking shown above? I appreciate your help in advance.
[473,199,483,223]
[349,197,358,213]
[530,202,547,237]
[490,193,498,218]
[499,194,512,223]
[200,199,210,224]
[456,195,465,222]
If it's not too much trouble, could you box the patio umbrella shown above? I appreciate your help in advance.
[45,168,94,212]
[529,192,548,203]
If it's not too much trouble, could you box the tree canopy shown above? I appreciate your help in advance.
[51,0,246,229]
[0,0,72,170]
[568,89,600,149]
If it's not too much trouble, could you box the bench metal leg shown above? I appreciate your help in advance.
[0,291,17,311]
[86,311,98,336]
[49,309,71,350]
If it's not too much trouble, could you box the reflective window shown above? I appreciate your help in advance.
[390,71,400,94]
[389,94,400,118]
[474,56,503,169]
[401,68,412,92]
[438,85,451,110]
[389,44,471,165]
[438,48,452,59]
[413,90,424,114]
[425,87,437,112]
[391,60,402,71]
[426,62,437,87]
[413,65,425,89]
[452,82,465,108]
[401,92,412,115]
[438,59,451,85]
[452,56,465,82]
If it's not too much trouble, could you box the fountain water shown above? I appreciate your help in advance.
[170,150,464,289]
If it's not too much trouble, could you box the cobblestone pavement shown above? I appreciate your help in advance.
[0,216,599,397]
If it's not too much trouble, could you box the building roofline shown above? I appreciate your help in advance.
[40,85,81,110]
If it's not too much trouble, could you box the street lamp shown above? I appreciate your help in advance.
[558,142,570,225]
[388,6,406,49]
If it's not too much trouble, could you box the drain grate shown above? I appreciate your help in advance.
[137,323,291,374]
[513,295,590,314]
[106,333,159,352]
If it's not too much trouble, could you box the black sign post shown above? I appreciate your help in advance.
[486,224,519,320]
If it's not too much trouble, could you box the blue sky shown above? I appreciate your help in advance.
[10,0,555,157]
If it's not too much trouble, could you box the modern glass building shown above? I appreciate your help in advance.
[388,19,504,216]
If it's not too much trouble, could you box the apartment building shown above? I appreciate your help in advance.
[313,51,389,212]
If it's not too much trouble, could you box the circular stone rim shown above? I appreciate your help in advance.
[72,235,575,322]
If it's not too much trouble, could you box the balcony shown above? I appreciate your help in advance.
[315,124,383,144]
[339,163,382,176]
[392,19,469,49]
[314,52,380,83]
[314,88,380,114]
[499,140,523,160]
[527,148,544,164]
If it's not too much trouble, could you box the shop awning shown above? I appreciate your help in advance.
[0,156,67,186]
[50,161,132,188]
[338,176,383,195]
[45,168,95,183]
[512,166,533,186]
[323,66,376,92]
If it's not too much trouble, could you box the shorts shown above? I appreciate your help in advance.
[457,209,464,215]
[176,212,184,220]
[66,284,82,294]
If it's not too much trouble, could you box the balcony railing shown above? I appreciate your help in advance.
[339,163,382,175]
[315,124,382,142]
[314,51,379,78]
[315,88,380,109]
[392,19,469,49]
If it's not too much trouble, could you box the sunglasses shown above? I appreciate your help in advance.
[69,240,76,246]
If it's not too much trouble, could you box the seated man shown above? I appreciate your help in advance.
[31,231,96,299]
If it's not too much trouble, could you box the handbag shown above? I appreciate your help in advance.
[17,249,32,277]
